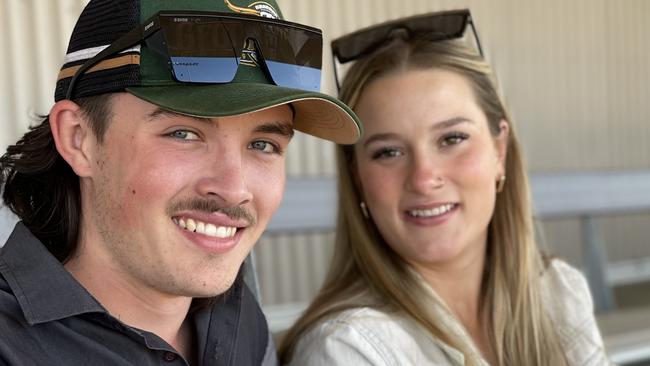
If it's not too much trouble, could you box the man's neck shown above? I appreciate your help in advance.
[64,246,194,357]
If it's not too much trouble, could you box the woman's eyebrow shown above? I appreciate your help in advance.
[363,132,401,148]
[362,117,474,147]
[431,117,474,130]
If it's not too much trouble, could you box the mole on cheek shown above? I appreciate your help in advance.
[132,190,136,195]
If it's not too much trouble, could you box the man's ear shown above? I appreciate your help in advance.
[495,119,510,177]
[49,100,95,177]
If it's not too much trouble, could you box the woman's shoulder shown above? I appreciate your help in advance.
[542,259,611,365]
[286,306,450,366]
[542,259,594,312]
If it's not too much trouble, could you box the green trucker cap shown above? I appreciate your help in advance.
[54,0,361,144]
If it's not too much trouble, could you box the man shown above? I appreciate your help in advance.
[0,0,360,365]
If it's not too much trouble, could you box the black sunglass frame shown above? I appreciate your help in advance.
[65,10,323,100]
[330,9,484,92]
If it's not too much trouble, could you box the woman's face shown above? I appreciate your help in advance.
[353,68,508,271]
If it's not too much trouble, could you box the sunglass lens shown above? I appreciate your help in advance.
[161,17,241,83]
[243,23,323,91]
[159,15,323,90]
[265,61,321,91]
[170,56,239,83]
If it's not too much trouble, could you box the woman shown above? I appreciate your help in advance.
[279,12,610,366]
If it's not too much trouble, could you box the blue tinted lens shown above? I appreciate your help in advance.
[266,61,321,92]
[170,56,239,83]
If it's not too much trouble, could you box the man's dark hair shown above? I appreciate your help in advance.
[0,94,113,262]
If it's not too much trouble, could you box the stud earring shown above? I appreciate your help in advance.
[496,175,506,193]
[360,201,370,219]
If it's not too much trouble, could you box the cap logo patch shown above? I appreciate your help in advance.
[248,2,279,18]
[239,39,260,68]
[224,0,280,19]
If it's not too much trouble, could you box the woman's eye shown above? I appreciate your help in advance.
[372,147,403,160]
[249,140,280,154]
[440,132,469,147]
[168,130,200,141]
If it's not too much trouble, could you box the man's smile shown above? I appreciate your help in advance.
[172,217,238,238]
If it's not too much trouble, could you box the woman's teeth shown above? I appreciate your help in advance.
[173,217,237,238]
[408,204,455,218]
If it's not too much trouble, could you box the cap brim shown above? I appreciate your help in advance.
[126,83,362,145]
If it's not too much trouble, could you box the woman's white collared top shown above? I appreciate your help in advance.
[287,260,612,366]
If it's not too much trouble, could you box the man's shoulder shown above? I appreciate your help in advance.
[0,265,25,324]
[0,271,43,364]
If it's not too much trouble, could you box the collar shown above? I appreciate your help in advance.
[0,222,105,325]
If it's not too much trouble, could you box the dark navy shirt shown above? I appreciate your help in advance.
[0,222,275,365]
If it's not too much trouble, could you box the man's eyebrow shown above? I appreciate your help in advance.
[148,108,294,138]
[363,117,473,148]
[147,108,213,125]
[253,121,294,139]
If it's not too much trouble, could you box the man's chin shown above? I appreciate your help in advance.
[181,272,241,299]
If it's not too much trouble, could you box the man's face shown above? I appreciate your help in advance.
[84,93,292,297]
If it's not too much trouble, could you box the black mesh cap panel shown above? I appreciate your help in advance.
[54,0,141,101]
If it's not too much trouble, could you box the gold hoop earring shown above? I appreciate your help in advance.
[496,175,506,193]
[360,201,370,219]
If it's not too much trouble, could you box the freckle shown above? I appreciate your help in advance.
[132,190,136,195]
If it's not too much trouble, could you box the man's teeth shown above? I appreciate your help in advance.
[409,204,455,218]
[174,218,237,238]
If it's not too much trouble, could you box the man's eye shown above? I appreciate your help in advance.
[372,147,403,160]
[249,140,280,154]
[440,132,469,147]
[168,130,200,140]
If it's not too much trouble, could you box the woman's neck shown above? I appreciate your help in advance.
[409,240,496,363]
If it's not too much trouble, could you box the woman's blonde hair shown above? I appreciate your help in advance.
[279,38,567,366]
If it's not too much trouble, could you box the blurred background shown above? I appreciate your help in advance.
[1,0,649,364]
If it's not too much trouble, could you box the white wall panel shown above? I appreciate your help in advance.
[0,0,87,153]
[0,1,14,148]
[256,232,335,305]
[277,0,650,173]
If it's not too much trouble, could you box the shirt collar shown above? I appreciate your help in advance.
[0,222,105,325]
[194,275,244,365]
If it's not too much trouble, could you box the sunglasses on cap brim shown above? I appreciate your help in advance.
[64,11,324,100]
[330,9,483,92]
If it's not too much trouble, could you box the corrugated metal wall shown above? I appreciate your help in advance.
[1,0,649,306]
[0,0,87,151]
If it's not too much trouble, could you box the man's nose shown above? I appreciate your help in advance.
[195,149,253,207]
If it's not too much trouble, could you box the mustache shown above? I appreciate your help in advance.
[167,198,256,226]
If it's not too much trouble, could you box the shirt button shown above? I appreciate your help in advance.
[163,352,177,362]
